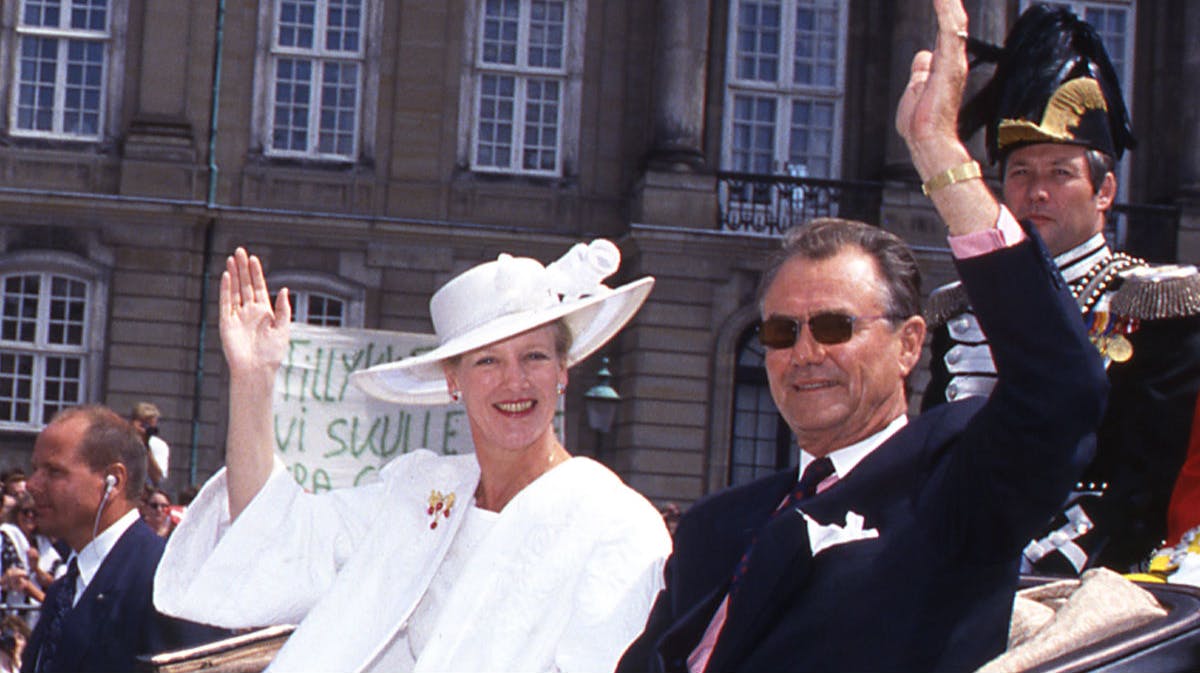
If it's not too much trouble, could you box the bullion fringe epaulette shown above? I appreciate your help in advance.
[1110,264,1200,320]
[924,258,1200,329]
[924,282,969,329]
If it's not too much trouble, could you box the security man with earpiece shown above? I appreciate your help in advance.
[22,405,225,673]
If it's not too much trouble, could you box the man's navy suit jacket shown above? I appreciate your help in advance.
[618,234,1109,673]
[23,519,226,673]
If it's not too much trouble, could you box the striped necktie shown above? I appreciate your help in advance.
[729,456,836,596]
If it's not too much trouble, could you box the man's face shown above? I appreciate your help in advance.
[1002,143,1116,255]
[27,417,107,551]
[761,248,924,457]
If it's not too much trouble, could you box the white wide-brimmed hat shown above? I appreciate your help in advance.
[350,239,654,405]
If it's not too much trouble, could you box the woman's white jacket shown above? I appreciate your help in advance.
[154,450,670,672]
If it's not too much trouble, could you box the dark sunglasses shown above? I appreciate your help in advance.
[17,509,35,517]
[758,313,891,348]
[148,502,171,511]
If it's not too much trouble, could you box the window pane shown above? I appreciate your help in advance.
[527,0,565,69]
[16,37,59,132]
[729,332,793,486]
[1083,7,1127,80]
[793,0,840,86]
[735,0,781,82]
[48,276,87,346]
[63,40,106,136]
[476,74,516,168]
[273,58,314,151]
[0,352,36,424]
[325,0,363,53]
[305,293,345,327]
[789,98,836,178]
[22,0,63,28]
[70,0,109,31]
[2,275,41,344]
[731,95,776,173]
[522,78,559,171]
[482,0,521,65]
[43,356,84,421]
[278,0,317,49]
[317,61,359,156]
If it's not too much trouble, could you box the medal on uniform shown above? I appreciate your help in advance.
[1107,333,1133,362]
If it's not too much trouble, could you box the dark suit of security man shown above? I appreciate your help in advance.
[24,406,224,673]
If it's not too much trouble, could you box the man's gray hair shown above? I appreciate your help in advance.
[756,218,922,322]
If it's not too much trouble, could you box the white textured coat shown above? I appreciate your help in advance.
[153,450,670,672]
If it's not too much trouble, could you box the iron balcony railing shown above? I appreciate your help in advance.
[717,171,1183,264]
[716,171,884,237]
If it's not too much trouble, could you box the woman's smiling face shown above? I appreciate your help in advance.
[444,324,568,455]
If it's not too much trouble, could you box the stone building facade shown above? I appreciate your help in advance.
[0,0,1197,506]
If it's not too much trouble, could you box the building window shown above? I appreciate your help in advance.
[269,272,364,327]
[8,0,123,141]
[463,0,585,177]
[289,290,346,326]
[721,0,847,179]
[0,253,106,432]
[728,326,793,486]
[261,0,371,160]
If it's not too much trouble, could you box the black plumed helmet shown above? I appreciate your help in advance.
[958,3,1136,164]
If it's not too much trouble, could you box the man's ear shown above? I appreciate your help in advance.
[1096,171,1117,211]
[105,463,129,497]
[897,315,927,377]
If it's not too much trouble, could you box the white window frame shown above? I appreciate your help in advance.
[720,0,848,178]
[3,0,128,142]
[252,0,382,162]
[269,271,364,327]
[458,0,586,178]
[0,251,108,433]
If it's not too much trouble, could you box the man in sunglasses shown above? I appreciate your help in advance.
[920,5,1200,576]
[618,1,1106,671]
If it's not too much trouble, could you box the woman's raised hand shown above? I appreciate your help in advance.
[219,247,292,379]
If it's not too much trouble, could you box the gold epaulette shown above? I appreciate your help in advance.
[1110,264,1200,320]
[924,282,969,328]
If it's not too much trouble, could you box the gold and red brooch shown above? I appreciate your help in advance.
[426,490,456,529]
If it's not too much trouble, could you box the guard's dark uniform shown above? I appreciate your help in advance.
[923,233,1200,572]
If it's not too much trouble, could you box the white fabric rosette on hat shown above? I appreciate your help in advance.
[350,239,654,405]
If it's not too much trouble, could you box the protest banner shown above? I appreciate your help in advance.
[274,324,453,492]
[273,324,564,492]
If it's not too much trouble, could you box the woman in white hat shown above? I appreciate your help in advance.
[154,242,671,672]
